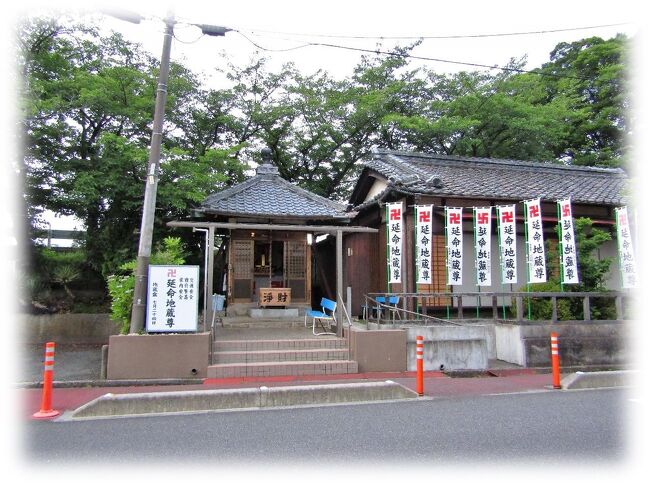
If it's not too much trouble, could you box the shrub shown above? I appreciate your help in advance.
[107,237,187,334]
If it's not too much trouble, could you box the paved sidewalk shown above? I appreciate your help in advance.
[21,368,556,420]
[20,337,614,421]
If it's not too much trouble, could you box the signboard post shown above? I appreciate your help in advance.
[146,265,200,333]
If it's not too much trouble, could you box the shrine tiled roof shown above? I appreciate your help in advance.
[197,159,349,221]
[352,148,629,208]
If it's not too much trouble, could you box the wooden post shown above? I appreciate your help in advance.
[457,295,464,319]
[551,296,558,323]
[206,226,215,331]
[336,230,344,335]
[516,296,524,322]
[347,286,352,323]
[582,296,591,321]
[615,295,624,320]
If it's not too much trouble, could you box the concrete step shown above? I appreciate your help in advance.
[213,348,350,364]
[222,321,306,329]
[207,360,359,379]
[220,316,306,328]
[214,338,348,352]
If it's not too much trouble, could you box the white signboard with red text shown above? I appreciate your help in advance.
[415,205,433,284]
[524,199,547,284]
[386,202,403,284]
[557,199,579,285]
[146,265,199,332]
[497,205,518,284]
[615,206,637,289]
[446,207,463,286]
[473,207,492,286]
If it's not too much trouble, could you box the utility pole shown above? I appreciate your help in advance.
[126,11,231,334]
[129,12,175,334]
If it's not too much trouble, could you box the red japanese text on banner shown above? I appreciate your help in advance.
[557,198,579,284]
[525,198,547,284]
[615,206,636,288]
[446,207,463,286]
[474,207,492,286]
[497,205,518,284]
[387,201,403,284]
[416,205,433,285]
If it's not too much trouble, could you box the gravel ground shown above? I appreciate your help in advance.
[19,343,104,383]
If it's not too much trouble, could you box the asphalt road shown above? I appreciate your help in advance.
[22,388,629,466]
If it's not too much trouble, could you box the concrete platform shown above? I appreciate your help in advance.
[561,370,637,390]
[249,308,299,318]
[69,380,418,419]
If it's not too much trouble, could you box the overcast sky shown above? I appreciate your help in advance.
[1,0,647,234]
[97,0,638,86]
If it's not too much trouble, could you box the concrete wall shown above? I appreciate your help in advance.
[494,323,525,365]
[404,325,489,371]
[348,328,406,373]
[495,321,631,367]
[107,333,211,380]
[19,313,120,344]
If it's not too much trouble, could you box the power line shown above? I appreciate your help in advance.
[239,22,630,41]
[233,30,598,82]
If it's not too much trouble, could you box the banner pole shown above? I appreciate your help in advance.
[414,205,419,315]
[444,207,450,320]
[557,201,564,292]
[473,208,479,318]
[386,204,390,295]
[496,207,506,319]
[524,201,531,320]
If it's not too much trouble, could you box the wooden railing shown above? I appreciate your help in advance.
[364,291,634,325]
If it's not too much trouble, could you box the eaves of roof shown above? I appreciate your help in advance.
[352,149,629,209]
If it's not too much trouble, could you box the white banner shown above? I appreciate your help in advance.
[474,208,492,286]
[615,207,637,288]
[557,199,579,284]
[446,207,463,286]
[416,205,433,284]
[497,205,518,284]
[525,199,547,283]
[146,265,200,332]
[387,201,403,284]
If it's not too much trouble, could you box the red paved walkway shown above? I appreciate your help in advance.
[21,369,556,420]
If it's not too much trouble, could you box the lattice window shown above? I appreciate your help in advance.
[232,240,253,279]
[418,235,451,307]
[284,241,306,279]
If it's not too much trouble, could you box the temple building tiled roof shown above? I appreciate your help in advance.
[196,148,349,222]
[350,148,629,209]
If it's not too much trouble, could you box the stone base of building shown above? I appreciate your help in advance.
[249,308,300,319]
[106,333,211,379]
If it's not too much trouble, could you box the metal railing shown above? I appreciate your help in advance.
[363,291,634,327]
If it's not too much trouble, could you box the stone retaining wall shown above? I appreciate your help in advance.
[19,313,120,344]
[495,321,631,367]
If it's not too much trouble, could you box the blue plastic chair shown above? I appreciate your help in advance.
[362,296,401,320]
[305,297,337,336]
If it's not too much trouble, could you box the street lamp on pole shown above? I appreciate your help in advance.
[107,10,231,334]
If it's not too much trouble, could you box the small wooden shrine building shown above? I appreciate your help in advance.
[168,148,376,325]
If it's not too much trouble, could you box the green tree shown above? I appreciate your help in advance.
[385,60,573,161]
[521,218,614,320]
[19,15,247,277]
[536,35,629,167]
